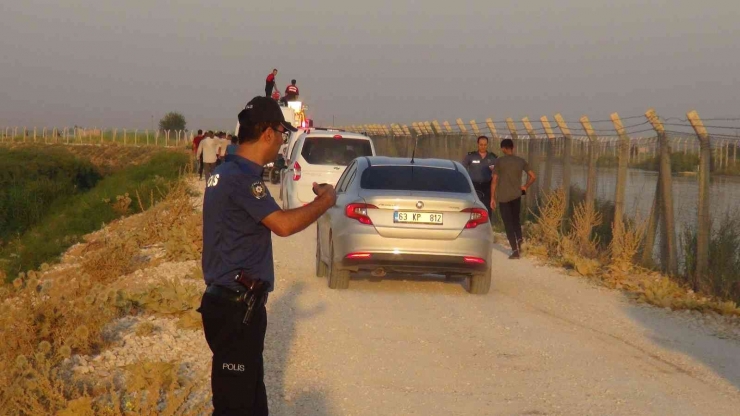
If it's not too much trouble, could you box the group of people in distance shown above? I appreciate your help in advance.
[264,68,300,105]
[192,130,239,182]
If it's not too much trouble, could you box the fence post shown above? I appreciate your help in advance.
[485,118,500,150]
[455,118,468,135]
[520,117,538,207]
[553,114,573,209]
[123,129,127,146]
[646,108,678,275]
[505,118,519,141]
[540,116,556,194]
[432,120,443,135]
[610,113,631,233]
[687,110,711,285]
[469,120,480,136]
[579,116,598,209]
[442,121,453,133]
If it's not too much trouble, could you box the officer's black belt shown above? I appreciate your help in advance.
[205,285,244,302]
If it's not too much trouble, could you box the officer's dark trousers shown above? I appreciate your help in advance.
[499,197,523,253]
[198,153,204,179]
[265,86,272,98]
[199,291,268,416]
[473,181,493,220]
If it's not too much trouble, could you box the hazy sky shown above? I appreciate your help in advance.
[1,0,738,131]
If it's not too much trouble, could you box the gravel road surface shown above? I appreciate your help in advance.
[258,182,740,416]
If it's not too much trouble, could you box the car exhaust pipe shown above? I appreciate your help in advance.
[371,268,386,277]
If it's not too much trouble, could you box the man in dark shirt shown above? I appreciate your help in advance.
[199,96,337,415]
[491,139,536,259]
[265,68,278,98]
[462,136,497,220]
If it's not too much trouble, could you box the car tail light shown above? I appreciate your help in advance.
[346,252,372,259]
[345,203,377,225]
[462,207,488,229]
[464,256,486,264]
[292,161,301,181]
[333,134,342,139]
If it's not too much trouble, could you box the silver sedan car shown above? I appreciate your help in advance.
[315,156,493,294]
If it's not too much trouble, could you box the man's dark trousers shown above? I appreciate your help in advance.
[473,181,493,220]
[199,290,268,416]
[198,153,204,179]
[499,197,523,253]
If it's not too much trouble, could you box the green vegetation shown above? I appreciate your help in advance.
[632,152,699,173]
[681,212,740,304]
[0,148,190,278]
[159,112,187,131]
[0,147,102,245]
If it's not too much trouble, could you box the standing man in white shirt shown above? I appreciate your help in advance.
[196,131,220,182]
[217,132,231,164]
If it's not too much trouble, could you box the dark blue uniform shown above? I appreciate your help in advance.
[462,151,497,219]
[198,153,279,415]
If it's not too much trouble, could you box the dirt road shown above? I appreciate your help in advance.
[249,183,740,415]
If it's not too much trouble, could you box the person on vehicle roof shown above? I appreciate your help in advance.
[281,79,299,103]
[265,68,278,98]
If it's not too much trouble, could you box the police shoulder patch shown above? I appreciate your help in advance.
[251,180,267,199]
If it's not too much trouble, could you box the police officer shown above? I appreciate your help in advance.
[462,135,497,219]
[198,96,337,415]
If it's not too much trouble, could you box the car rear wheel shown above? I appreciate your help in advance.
[327,241,350,290]
[468,267,491,295]
[315,226,327,278]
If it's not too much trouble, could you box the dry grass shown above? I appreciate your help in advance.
[525,193,740,317]
[0,171,208,415]
[125,278,202,330]
[607,217,648,276]
[529,188,567,256]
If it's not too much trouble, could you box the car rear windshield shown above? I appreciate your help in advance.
[301,137,373,166]
[360,166,471,193]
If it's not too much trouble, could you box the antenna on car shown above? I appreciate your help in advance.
[410,135,418,164]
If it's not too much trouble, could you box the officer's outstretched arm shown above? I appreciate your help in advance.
[261,187,336,237]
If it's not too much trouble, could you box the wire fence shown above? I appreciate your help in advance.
[0,127,194,149]
[352,110,740,301]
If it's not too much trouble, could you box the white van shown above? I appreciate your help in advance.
[280,131,375,209]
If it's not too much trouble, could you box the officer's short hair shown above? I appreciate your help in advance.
[477,135,488,144]
[238,122,278,144]
[291,79,296,85]
[197,129,203,135]
[500,139,514,149]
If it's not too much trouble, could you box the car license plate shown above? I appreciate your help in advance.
[393,211,443,225]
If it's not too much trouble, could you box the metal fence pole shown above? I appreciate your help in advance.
[646,108,678,275]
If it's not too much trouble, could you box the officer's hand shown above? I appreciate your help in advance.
[313,182,337,205]
[490,198,497,211]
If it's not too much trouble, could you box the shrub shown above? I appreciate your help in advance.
[681,212,740,304]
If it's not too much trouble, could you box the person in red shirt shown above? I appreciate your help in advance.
[265,68,278,97]
[280,79,299,105]
[192,129,205,179]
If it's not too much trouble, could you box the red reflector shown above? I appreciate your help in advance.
[464,256,485,264]
[333,134,342,139]
[346,253,371,259]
